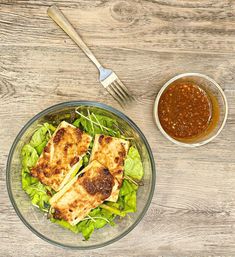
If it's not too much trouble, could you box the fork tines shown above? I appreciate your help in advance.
[101,72,135,107]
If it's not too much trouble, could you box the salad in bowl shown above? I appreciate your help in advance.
[7,102,155,249]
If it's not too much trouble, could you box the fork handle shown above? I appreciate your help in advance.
[47,5,102,69]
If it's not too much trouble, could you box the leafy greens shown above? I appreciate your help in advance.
[124,146,144,180]
[30,123,56,154]
[74,109,120,137]
[21,123,55,212]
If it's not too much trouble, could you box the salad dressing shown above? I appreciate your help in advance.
[158,82,219,141]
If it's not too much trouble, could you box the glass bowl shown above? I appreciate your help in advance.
[6,101,156,249]
[153,73,228,147]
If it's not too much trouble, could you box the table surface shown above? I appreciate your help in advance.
[1,1,235,256]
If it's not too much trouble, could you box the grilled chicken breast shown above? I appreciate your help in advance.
[50,160,114,225]
[89,134,129,202]
[30,121,92,191]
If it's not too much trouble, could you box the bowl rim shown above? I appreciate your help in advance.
[6,100,156,250]
[153,72,228,147]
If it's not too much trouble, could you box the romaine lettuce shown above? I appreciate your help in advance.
[124,146,144,180]
[21,124,55,212]
[30,123,56,154]
[21,144,38,168]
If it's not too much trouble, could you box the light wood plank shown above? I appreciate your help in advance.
[1,1,235,256]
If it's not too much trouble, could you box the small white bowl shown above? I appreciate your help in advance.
[153,73,228,147]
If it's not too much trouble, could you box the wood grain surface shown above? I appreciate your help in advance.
[1,1,235,256]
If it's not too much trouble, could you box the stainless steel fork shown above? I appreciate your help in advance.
[47,5,135,107]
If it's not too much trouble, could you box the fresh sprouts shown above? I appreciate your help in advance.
[92,113,104,131]
[82,215,110,224]
[75,108,117,135]
[87,109,94,134]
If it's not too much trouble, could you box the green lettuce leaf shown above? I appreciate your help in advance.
[30,123,56,154]
[117,179,138,214]
[123,191,137,213]
[22,167,53,212]
[21,144,39,168]
[119,179,138,196]
[79,221,95,240]
[79,207,115,240]
[124,146,144,180]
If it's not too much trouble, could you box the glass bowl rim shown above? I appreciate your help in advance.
[6,100,156,250]
[153,73,228,147]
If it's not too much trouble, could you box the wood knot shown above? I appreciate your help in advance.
[110,1,139,24]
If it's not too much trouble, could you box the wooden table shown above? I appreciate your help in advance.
[1,1,235,256]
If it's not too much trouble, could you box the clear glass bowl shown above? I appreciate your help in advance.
[6,101,156,249]
[154,73,228,147]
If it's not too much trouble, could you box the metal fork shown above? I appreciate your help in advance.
[47,5,135,107]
